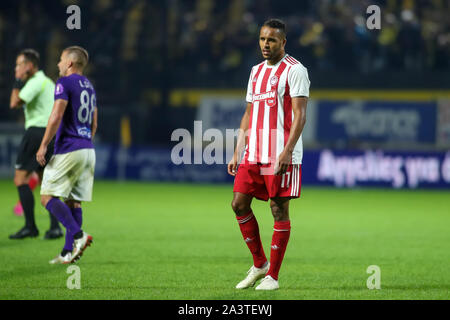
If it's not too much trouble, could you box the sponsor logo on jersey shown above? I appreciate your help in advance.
[77,126,92,139]
[253,90,277,107]
[253,90,276,102]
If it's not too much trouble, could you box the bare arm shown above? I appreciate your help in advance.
[91,107,98,140]
[36,99,68,166]
[10,88,25,109]
[228,102,252,176]
[275,96,307,175]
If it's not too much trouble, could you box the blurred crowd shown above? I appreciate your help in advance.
[168,0,450,80]
[0,0,449,107]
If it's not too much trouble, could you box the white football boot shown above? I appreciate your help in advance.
[255,275,279,290]
[71,232,93,263]
[235,262,269,289]
[49,253,73,264]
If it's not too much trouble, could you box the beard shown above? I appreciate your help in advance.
[262,51,282,62]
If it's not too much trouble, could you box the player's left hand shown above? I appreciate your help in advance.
[36,145,47,167]
[275,150,292,175]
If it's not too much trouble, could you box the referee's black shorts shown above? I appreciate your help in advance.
[15,127,55,172]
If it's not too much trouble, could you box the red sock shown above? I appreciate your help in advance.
[28,174,39,191]
[236,211,267,268]
[267,220,291,280]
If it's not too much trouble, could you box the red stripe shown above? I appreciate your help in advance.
[286,56,298,65]
[290,56,300,64]
[255,67,272,163]
[246,63,264,163]
[251,63,265,107]
[252,63,265,94]
[268,62,287,163]
[283,67,292,151]
[287,56,299,64]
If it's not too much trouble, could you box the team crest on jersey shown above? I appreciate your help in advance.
[270,75,279,86]
[55,83,64,95]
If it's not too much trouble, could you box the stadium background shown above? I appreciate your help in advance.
[0,0,449,300]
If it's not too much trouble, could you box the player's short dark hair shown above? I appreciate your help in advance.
[262,18,286,38]
[63,46,89,70]
[18,49,40,68]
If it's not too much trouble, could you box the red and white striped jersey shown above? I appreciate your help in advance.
[244,54,310,164]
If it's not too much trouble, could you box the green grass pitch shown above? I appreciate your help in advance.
[0,180,449,300]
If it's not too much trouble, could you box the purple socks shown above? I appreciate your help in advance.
[45,198,82,251]
[63,208,83,251]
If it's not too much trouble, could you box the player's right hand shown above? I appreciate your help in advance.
[227,156,238,176]
[36,145,47,167]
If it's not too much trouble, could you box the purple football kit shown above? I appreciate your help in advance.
[54,73,96,154]
[41,72,97,261]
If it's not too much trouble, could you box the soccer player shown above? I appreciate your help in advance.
[228,19,310,290]
[36,46,97,264]
[9,49,62,239]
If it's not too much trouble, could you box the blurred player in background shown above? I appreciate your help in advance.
[13,172,39,216]
[37,46,97,264]
[228,19,310,290]
[9,49,62,239]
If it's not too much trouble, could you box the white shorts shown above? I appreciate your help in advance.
[41,148,96,202]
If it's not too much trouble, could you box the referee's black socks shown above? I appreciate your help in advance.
[17,184,36,230]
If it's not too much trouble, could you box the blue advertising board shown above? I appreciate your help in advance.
[1,134,448,190]
[316,101,437,143]
[303,149,450,189]
[93,145,450,189]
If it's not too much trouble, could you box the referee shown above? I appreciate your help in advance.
[9,49,62,240]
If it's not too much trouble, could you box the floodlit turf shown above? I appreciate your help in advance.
[0,179,449,300]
